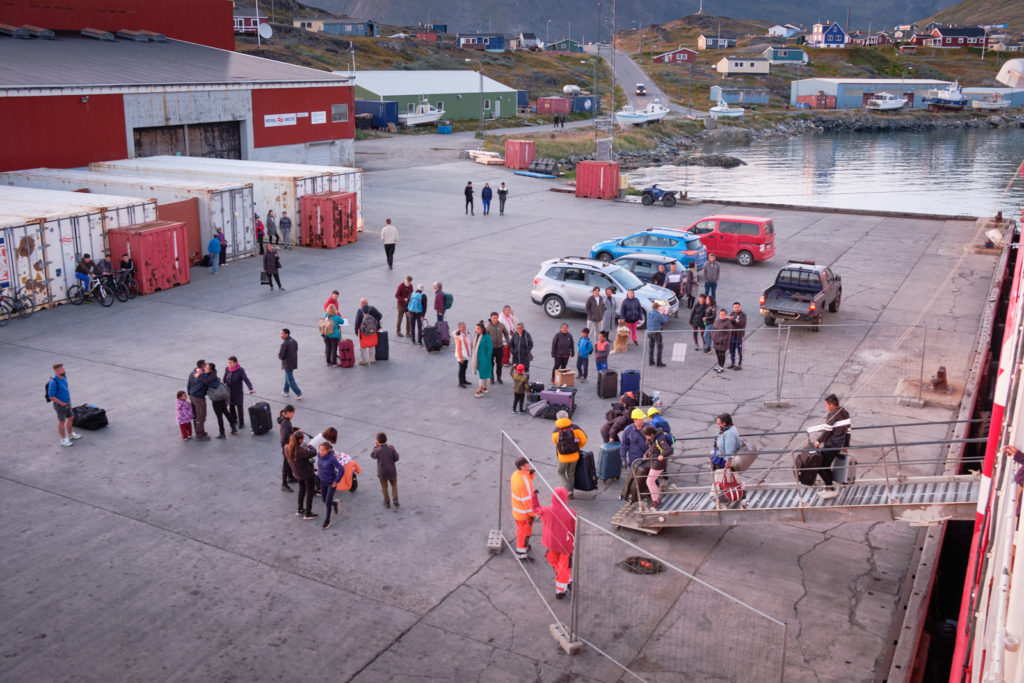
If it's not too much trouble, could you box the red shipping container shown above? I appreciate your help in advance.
[575,161,620,200]
[504,139,536,170]
[536,97,571,114]
[107,221,190,295]
[300,191,359,249]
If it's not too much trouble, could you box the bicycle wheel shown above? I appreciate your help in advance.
[15,295,34,318]
[96,283,114,307]
[126,277,139,299]
[67,285,85,305]
[0,300,11,326]
[111,280,129,303]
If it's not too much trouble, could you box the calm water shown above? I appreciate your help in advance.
[627,127,1024,217]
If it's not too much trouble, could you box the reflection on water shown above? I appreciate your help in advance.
[627,128,1024,217]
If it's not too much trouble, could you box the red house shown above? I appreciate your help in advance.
[416,32,438,42]
[926,26,988,48]
[233,6,268,35]
[653,47,697,64]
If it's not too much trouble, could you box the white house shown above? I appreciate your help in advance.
[698,34,737,50]
[767,24,802,38]
[715,56,770,77]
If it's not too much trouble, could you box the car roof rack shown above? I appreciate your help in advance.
[787,259,816,265]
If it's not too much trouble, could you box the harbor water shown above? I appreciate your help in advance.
[626,127,1024,217]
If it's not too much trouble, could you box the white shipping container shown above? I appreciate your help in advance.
[0,169,255,261]
[0,186,157,306]
[90,157,364,246]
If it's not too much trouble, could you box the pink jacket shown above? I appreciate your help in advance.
[176,398,194,425]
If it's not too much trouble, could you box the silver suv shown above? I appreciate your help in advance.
[530,256,679,325]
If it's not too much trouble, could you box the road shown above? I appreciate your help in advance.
[588,44,704,117]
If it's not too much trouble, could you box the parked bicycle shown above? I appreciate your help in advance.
[67,274,114,307]
[0,285,36,325]
[115,267,139,299]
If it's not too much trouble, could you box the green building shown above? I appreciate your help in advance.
[348,70,517,121]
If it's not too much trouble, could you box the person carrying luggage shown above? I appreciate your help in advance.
[510,457,537,560]
[354,298,383,365]
[552,414,587,498]
[643,426,673,509]
[532,486,576,600]
[812,394,851,500]
[711,413,740,471]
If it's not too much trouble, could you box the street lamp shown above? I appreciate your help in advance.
[546,19,552,43]
[465,58,484,138]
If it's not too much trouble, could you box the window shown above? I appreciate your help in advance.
[630,260,655,278]
[764,220,774,235]
[332,104,348,122]
[407,102,415,113]
[437,101,444,111]
[610,269,643,291]
[749,62,755,67]
[646,235,678,248]
[563,268,586,283]
[586,271,614,290]
[621,235,647,247]
[685,237,704,251]
[484,99,491,110]
[545,266,565,280]
[689,220,715,235]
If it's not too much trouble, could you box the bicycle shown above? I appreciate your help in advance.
[99,272,129,303]
[115,268,139,299]
[0,285,36,326]
[67,275,114,307]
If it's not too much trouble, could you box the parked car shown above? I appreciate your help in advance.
[530,256,679,323]
[682,214,776,266]
[591,227,708,268]
[611,253,683,283]
[759,260,842,331]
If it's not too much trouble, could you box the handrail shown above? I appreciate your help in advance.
[666,418,984,443]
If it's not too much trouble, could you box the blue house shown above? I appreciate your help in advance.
[808,22,848,48]
[457,33,505,52]
[710,85,770,105]
[762,47,808,64]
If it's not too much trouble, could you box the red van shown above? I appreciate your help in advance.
[682,215,776,266]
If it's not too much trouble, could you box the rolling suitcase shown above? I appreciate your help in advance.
[338,339,356,368]
[529,382,545,393]
[598,442,622,481]
[541,388,575,413]
[249,400,272,435]
[794,449,823,486]
[831,452,857,485]
[436,320,451,346]
[375,331,389,361]
[72,404,108,430]
[597,369,618,399]
[423,325,443,352]
[620,462,650,503]
[621,369,641,395]
[574,451,597,492]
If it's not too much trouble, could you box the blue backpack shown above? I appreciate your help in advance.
[407,292,424,313]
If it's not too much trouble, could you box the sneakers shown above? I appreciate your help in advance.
[216,434,226,439]
[295,394,302,400]
[196,434,211,441]
[818,488,840,500]
[656,362,667,367]
[296,509,305,516]
[728,364,737,370]
[713,366,724,374]
[61,437,74,447]
[303,512,319,520]
[70,432,83,440]
[515,553,534,562]
[332,501,339,514]
[282,392,290,397]
[322,520,331,530]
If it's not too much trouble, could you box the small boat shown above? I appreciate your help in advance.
[708,98,744,119]
[398,99,445,126]
[615,99,670,126]
[865,92,908,111]
[921,81,969,112]
[971,93,1011,111]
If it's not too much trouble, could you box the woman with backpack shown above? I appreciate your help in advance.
[354,298,382,366]
[321,304,344,367]
[406,284,427,345]
[204,362,235,439]
[471,321,493,398]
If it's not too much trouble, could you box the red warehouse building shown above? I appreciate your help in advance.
[0,32,355,172]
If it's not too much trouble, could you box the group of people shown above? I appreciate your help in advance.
[393,277,447,346]
[74,252,134,294]
[254,209,293,255]
[180,357,255,440]
[464,181,509,216]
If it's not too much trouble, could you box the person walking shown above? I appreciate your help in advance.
[371,432,400,509]
[683,263,699,310]
[278,405,298,491]
[406,284,427,345]
[485,312,510,384]
[47,363,81,447]
[600,287,616,337]
[255,214,265,255]
[279,328,302,399]
[279,211,293,249]
[322,304,344,367]
[532,487,576,600]
[646,302,670,368]
[711,413,741,470]
[710,308,732,373]
[380,218,398,270]
[355,298,383,366]
[813,394,851,500]
[316,442,343,530]
[204,363,234,438]
[464,181,474,215]
[728,302,747,370]
[187,359,214,441]
[585,286,605,331]
[286,430,318,520]
[216,229,228,267]
[620,290,643,346]
[576,327,593,382]
[642,425,672,509]
[432,282,446,322]
[223,355,254,431]
[550,323,574,382]
[176,391,194,440]
[454,321,474,388]
[263,244,283,291]
[497,182,509,215]
[481,183,493,215]
[207,233,222,274]
[266,209,280,245]
[552,412,587,498]
[702,253,720,299]
[395,275,413,338]
[690,294,708,350]
[508,322,533,373]
[510,456,537,560]
[472,321,493,398]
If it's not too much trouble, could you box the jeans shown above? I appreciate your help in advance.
[379,477,398,504]
[729,337,744,366]
[268,230,279,245]
[297,475,316,513]
[819,448,839,487]
[409,312,423,344]
[557,459,578,492]
[383,243,395,269]
[704,281,718,299]
[75,272,90,290]
[281,229,291,248]
[465,198,474,215]
[458,360,468,385]
[257,234,264,255]
[576,355,589,380]
[648,331,664,365]
[219,246,226,266]
[482,198,491,214]
[283,370,302,397]
[704,324,713,349]
[436,310,444,322]
[499,197,507,214]
[396,304,410,335]
[267,272,282,289]
[282,455,293,485]
[323,336,339,365]
[492,348,504,381]
[321,483,337,522]
[210,255,219,274]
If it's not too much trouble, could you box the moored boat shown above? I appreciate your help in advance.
[708,98,744,119]
[615,99,670,126]
[920,81,969,112]
[970,93,1011,111]
[865,92,908,111]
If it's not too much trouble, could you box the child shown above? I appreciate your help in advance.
[317,442,343,530]
[576,327,593,382]
[176,391,194,440]
[371,432,400,509]
[511,363,529,414]
[594,330,610,372]
[613,318,630,354]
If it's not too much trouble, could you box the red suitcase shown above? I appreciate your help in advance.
[338,339,355,368]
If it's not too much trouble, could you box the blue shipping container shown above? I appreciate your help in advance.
[355,99,399,128]
[571,95,599,114]
[517,90,529,108]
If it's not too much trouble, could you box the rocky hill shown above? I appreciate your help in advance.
[924,0,1024,31]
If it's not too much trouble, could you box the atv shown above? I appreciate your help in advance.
[640,184,677,207]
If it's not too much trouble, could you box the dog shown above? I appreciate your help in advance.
[613,322,630,354]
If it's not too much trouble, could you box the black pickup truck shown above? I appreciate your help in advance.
[759,261,842,331]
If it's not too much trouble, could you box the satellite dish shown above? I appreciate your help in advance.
[258,23,273,40]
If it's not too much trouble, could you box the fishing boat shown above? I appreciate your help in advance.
[970,93,1011,111]
[864,92,908,111]
[615,99,670,126]
[398,99,445,126]
[708,98,744,119]
[920,81,969,112]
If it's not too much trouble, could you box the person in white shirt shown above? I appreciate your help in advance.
[380,218,398,270]
[454,321,474,388]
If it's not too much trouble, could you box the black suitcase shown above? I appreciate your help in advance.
[72,404,108,430]
[529,382,545,393]
[436,320,451,346]
[423,325,443,352]
[794,449,823,486]
[620,462,651,503]
[597,370,618,399]
[573,451,598,492]
[249,401,272,435]
[375,331,389,361]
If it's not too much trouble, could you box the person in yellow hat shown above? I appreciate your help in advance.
[620,408,649,469]
[646,406,672,437]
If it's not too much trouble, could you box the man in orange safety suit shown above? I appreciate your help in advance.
[510,456,536,561]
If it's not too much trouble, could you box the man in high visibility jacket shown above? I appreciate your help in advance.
[510,457,536,561]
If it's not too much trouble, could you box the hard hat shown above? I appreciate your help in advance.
[647,407,660,417]
[631,409,646,420]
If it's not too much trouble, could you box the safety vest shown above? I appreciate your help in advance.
[510,469,535,521]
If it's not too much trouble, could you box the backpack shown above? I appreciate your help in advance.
[444,292,454,310]
[45,377,54,403]
[318,315,335,336]
[360,311,379,337]
[556,425,578,455]
[407,292,423,314]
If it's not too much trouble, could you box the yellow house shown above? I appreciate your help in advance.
[715,56,770,77]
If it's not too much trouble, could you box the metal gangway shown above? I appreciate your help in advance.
[611,420,984,535]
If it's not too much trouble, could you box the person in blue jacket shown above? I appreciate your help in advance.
[481,183,493,215]
[620,409,649,468]
[646,407,671,437]
[646,302,670,367]
[317,442,343,530]
[576,327,593,382]
[207,235,222,274]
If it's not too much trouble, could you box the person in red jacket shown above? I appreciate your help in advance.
[532,486,577,599]
[323,289,340,312]
[394,275,413,337]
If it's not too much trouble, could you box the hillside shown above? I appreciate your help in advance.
[924,0,1024,31]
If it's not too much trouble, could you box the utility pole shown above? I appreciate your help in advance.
[350,41,355,72]
[255,0,261,47]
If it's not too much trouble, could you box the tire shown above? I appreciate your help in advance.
[662,194,676,207]
[15,295,34,318]
[736,250,754,267]
[637,308,647,329]
[111,280,129,303]
[641,194,654,206]
[595,252,614,263]
[126,277,139,299]
[811,316,822,333]
[829,290,841,313]
[764,314,777,327]
[97,283,114,307]
[67,285,85,305]
[0,300,11,326]
[543,296,565,318]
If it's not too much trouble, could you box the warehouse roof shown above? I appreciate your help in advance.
[0,34,350,91]
[348,70,517,95]
[794,78,950,85]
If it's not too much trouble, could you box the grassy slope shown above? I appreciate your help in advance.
[924,0,1024,31]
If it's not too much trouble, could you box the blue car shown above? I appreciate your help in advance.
[591,227,708,268]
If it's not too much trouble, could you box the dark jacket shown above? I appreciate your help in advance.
[187,371,214,399]
[433,289,445,314]
[729,310,747,339]
[607,413,631,443]
[689,302,707,327]
[509,330,533,366]
[585,295,605,323]
[823,406,851,450]
[551,331,574,358]
[278,414,295,447]
[223,365,253,406]
[620,296,643,323]
[485,320,510,349]
[354,305,383,337]
[702,305,717,328]
[279,336,299,371]
[288,444,316,479]
[317,451,343,485]
[621,424,648,465]
[645,430,673,470]
[711,317,732,351]
[650,270,666,287]
[279,215,292,232]
[702,260,720,283]
[481,186,492,201]
[371,443,400,480]
[497,187,508,200]
[464,185,474,200]
[262,249,279,274]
